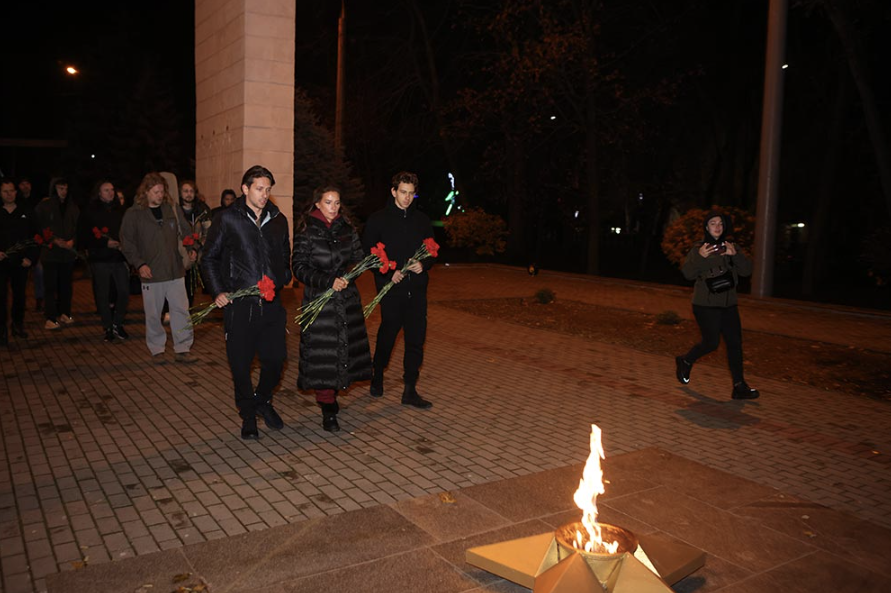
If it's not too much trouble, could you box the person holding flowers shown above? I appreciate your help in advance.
[292,185,373,432]
[1,178,39,345]
[80,179,130,342]
[120,173,197,364]
[34,177,79,330]
[202,166,292,440]
[361,171,435,409]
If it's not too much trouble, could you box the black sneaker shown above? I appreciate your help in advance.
[256,403,284,430]
[401,390,433,409]
[104,328,116,342]
[113,324,129,340]
[675,356,692,384]
[732,382,760,400]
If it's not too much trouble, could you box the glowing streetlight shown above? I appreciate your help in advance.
[65,66,78,75]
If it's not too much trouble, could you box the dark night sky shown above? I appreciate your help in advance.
[2,0,889,305]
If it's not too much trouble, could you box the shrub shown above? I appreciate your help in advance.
[655,310,682,325]
[443,208,508,256]
[534,288,556,304]
[661,206,756,268]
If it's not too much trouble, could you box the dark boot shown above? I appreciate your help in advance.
[675,356,691,384]
[732,381,760,400]
[239,406,259,440]
[401,385,433,409]
[370,369,384,397]
[256,399,284,430]
[321,402,340,432]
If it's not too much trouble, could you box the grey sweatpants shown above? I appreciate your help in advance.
[141,278,194,356]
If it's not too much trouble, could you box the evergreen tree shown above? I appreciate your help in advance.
[293,88,365,217]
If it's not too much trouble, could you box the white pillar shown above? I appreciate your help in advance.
[195,0,295,238]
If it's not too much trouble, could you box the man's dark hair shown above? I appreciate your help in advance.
[0,178,15,190]
[221,188,237,200]
[241,165,275,190]
[391,171,419,191]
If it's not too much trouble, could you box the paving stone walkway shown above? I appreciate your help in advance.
[1,264,890,593]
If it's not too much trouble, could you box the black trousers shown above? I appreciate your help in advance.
[0,262,28,328]
[91,262,129,329]
[43,261,75,321]
[684,304,745,384]
[224,297,287,414]
[373,290,427,385]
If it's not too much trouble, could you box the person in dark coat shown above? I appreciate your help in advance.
[675,210,759,400]
[179,180,211,306]
[79,179,130,342]
[210,189,237,221]
[361,171,435,409]
[202,166,292,440]
[34,177,79,330]
[292,185,372,432]
[0,178,39,345]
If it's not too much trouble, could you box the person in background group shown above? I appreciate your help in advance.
[292,185,372,432]
[80,179,129,342]
[34,177,79,330]
[0,178,38,346]
[16,177,44,311]
[361,171,435,409]
[120,172,197,364]
[202,166,291,440]
[179,180,210,306]
[210,188,237,221]
[675,210,759,400]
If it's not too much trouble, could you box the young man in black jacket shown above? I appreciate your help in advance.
[201,165,292,440]
[362,171,434,409]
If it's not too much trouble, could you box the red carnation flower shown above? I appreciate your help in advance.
[257,275,276,301]
[423,237,440,258]
[102,227,109,234]
[92,226,103,239]
[182,235,195,247]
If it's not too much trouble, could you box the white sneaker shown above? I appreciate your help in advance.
[59,314,74,325]
[45,320,61,330]
[162,312,171,325]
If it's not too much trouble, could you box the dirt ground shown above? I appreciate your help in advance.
[440,297,891,401]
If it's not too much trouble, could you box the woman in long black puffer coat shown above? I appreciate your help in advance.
[292,185,372,432]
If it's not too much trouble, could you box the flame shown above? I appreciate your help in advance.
[573,424,619,554]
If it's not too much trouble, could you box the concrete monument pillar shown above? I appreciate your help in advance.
[194,0,295,236]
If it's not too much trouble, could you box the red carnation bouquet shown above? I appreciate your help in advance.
[295,242,395,328]
[188,274,277,326]
[3,228,54,257]
[91,226,110,240]
[363,238,439,318]
[182,232,201,249]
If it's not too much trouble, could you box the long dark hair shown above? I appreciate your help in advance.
[295,185,355,233]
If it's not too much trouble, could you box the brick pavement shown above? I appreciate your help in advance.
[1,264,890,593]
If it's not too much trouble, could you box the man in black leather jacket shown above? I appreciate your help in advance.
[201,165,292,440]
